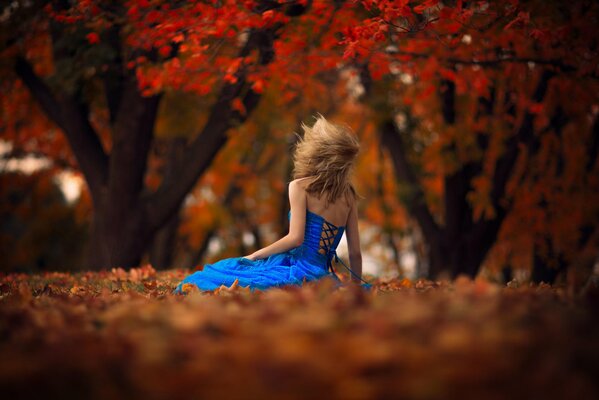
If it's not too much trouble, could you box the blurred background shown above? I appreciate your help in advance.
[1,0,598,286]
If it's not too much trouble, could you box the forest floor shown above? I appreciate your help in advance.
[1,265,598,400]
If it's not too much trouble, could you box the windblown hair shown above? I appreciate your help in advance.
[292,114,360,206]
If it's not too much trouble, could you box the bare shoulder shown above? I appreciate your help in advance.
[288,179,307,198]
[289,177,311,190]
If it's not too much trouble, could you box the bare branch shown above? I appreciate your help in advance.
[14,56,109,198]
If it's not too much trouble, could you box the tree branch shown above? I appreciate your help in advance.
[14,56,109,198]
[14,57,62,126]
[102,21,126,125]
[379,119,441,243]
[472,69,554,240]
[144,25,284,233]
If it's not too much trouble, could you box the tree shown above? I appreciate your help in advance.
[346,0,599,279]
[1,0,312,269]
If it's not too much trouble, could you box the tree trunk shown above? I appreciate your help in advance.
[149,211,180,270]
[531,236,566,284]
[148,137,186,270]
[87,207,149,269]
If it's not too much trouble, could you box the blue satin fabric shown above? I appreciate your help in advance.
[173,209,371,293]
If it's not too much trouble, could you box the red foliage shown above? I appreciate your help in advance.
[85,32,99,44]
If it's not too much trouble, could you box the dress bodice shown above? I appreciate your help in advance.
[288,210,345,275]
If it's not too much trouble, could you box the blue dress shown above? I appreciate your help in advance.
[173,209,372,293]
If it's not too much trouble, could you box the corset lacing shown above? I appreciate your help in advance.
[319,220,372,288]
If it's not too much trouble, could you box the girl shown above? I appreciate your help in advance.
[173,114,372,294]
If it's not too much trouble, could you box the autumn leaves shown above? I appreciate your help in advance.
[1,268,598,398]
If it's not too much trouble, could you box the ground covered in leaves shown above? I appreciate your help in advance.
[1,265,598,400]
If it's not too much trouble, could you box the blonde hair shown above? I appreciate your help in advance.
[292,114,360,206]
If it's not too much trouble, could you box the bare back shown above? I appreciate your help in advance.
[294,177,353,227]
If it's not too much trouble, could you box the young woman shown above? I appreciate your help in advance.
[173,115,372,294]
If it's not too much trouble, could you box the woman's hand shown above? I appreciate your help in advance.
[243,252,258,261]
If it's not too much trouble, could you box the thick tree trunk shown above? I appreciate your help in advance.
[529,108,597,285]
[87,206,149,269]
[149,138,186,270]
[531,255,563,284]
[501,264,513,284]
[149,211,180,270]
[531,236,566,284]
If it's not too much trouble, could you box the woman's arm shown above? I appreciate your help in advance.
[345,199,363,283]
[243,180,307,260]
